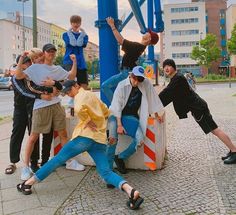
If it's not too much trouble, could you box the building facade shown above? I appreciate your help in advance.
[192,0,227,74]
[0,19,33,73]
[162,2,206,76]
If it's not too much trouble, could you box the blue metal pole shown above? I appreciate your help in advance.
[121,0,146,31]
[96,0,119,105]
[153,0,164,32]
[128,0,146,33]
[147,0,154,61]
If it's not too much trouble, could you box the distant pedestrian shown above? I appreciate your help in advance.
[101,16,159,105]
[63,15,89,89]
[159,59,236,164]
[17,80,144,210]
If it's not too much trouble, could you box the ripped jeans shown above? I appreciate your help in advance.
[100,69,129,106]
[106,115,144,169]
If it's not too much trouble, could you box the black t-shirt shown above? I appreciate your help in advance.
[121,39,146,70]
[159,73,208,119]
[122,86,142,119]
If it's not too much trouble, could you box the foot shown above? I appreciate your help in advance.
[66,160,85,171]
[21,166,33,181]
[5,164,16,175]
[17,181,32,195]
[114,155,127,174]
[222,150,231,160]
[224,152,236,164]
[127,189,144,210]
[106,184,115,189]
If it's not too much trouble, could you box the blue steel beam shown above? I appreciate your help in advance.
[120,0,146,31]
[147,0,154,61]
[128,0,146,33]
[153,0,164,32]
[96,0,119,105]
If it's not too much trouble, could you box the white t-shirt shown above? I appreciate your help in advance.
[23,64,69,110]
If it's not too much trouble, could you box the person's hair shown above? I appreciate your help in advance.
[70,15,81,24]
[28,48,43,60]
[130,73,145,82]
[163,59,176,71]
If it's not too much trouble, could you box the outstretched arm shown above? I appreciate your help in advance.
[106,17,124,45]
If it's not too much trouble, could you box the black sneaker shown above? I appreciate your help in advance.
[106,184,115,189]
[114,155,127,174]
[224,152,236,164]
[221,150,232,160]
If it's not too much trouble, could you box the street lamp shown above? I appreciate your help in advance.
[17,0,29,51]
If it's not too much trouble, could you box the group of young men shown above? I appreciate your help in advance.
[5,14,236,211]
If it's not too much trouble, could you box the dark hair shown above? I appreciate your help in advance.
[163,59,176,71]
[130,73,144,82]
[70,15,81,24]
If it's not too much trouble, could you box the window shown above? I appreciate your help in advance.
[171,30,199,36]
[172,53,191,59]
[171,7,198,13]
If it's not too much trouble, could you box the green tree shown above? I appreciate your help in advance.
[191,34,221,74]
[227,23,236,55]
[54,54,63,66]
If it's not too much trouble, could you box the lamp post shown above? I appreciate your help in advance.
[17,0,29,51]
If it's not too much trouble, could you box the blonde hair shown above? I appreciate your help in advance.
[27,48,43,60]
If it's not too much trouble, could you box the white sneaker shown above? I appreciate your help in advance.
[21,166,33,180]
[66,160,85,171]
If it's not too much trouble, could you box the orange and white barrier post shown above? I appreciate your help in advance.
[144,117,157,170]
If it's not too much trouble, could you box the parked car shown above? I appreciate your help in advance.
[0,77,13,90]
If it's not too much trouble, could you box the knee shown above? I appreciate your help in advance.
[58,129,68,139]
[108,137,117,145]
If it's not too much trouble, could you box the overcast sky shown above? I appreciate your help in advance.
[0,0,236,46]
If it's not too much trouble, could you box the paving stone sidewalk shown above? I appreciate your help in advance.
[56,86,236,215]
[0,85,235,215]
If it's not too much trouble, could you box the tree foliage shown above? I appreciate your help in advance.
[227,23,236,55]
[54,54,63,66]
[191,34,221,69]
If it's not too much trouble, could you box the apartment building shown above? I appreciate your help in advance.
[162,2,206,76]
[192,0,227,74]
[0,11,99,73]
[226,4,236,75]
[0,19,33,73]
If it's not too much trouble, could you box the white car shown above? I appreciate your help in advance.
[0,77,13,90]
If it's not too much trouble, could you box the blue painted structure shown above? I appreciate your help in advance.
[96,0,164,104]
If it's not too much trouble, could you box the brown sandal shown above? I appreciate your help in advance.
[5,164,16,175]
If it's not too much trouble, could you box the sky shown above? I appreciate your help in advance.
[0,0,236,46]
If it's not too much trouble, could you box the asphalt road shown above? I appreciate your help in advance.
[0,82,235,117]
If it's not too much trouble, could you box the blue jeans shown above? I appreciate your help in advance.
[34,136,126,189]
[106,115,144,169]
[101,69,129,105]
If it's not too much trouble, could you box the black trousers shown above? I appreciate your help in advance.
[9,105,53,164]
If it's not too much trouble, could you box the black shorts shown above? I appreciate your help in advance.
[63,64,88,85]
[192,110,218,134]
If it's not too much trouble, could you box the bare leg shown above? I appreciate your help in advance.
[211,128,236,152]
[24,133,40,166]
[57,129,68,146]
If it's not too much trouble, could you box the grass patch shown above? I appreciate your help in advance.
[89,80,100,89]
[233,94,236,97]
[0,115,12,124]
[196,74,236,83]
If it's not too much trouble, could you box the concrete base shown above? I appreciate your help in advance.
[60,115,166,170]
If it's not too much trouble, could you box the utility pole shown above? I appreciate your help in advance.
[17,0,29,50]
[32,0,37,47]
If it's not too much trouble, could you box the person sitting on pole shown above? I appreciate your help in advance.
[159,59,236,164]
[17,80,144,210]
[101,17,159,105]
[107,66,164,176]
